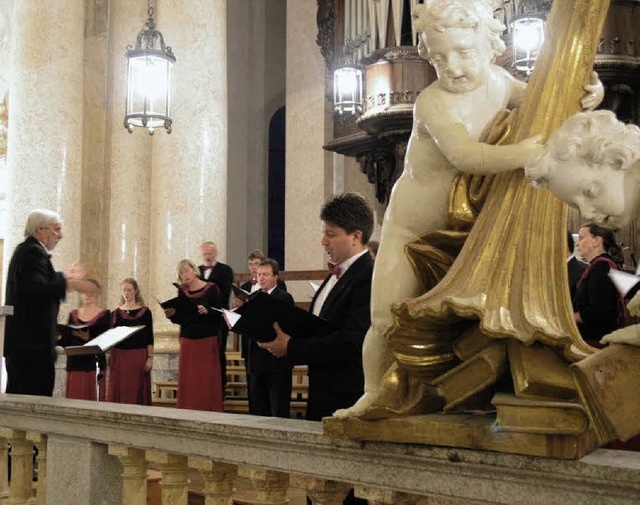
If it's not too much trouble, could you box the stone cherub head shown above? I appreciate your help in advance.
[526,110,640,229]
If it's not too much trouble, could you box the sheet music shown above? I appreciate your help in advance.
[65,325,145,355]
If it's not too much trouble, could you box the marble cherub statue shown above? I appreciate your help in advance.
[526,110,640,230]
[336,0,603,419]
[526,109,640,348]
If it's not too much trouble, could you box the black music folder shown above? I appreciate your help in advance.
[231,284,257,303]
[228,291,326,342]
[65,326,145,355]
[154,290,199,318]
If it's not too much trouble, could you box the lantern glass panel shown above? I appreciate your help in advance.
[512,16,545,74]
[333,66,363,115]
[126,52,173,127]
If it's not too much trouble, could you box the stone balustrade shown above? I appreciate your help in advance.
[0,394,639,505]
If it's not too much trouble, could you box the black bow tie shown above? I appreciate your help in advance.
[203,265,213,271]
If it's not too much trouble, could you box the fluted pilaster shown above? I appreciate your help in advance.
[105,0,153,307]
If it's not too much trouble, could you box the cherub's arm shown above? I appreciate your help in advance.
[421,99,543,175]
[505,68,603,111]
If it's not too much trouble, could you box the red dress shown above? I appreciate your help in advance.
[107,307,154,405]
[61,309,110,401]
[169,282,224,412]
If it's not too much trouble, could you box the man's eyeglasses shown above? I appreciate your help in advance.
[44,227,62,238]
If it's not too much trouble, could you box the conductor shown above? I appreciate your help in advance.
[3,209,97,396]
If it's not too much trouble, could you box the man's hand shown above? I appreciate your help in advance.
[258,322,291,358]
[580,71,604,111]
[64,261,89,280]
[163,307,176,318]
[68,278,99,296]
[232,297,244,309]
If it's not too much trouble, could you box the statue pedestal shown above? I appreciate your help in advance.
[323,412,600,459]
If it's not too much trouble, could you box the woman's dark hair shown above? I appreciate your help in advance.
[583,223,624,266]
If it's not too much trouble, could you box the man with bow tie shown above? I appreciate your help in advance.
[198,241,234,390]
[198,241,234,308]
[260,193,374,422]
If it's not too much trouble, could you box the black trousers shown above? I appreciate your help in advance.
[6,354,55,397]
[248,369,292,418]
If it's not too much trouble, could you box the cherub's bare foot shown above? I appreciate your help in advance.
[333,392,379,419]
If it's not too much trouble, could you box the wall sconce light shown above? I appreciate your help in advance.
[124,1,175,135]
[512,15,545,76]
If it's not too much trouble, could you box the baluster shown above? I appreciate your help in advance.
[356,486,422,505]
[4,430,34,505]
[245,468,289,505]
[291,476,351,505]
[147,452,188,505]
[108,445,147,505]
[188,458,237,505]
[0,435,9,500]
[27,434,46,505]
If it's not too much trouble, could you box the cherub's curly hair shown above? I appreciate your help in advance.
[527,110,640,187]
[412,0,506,62]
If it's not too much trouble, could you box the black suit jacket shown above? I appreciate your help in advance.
[287,251,373,421]
[246,287,295,374]
[4,236,67,361]
[199,262,234,309]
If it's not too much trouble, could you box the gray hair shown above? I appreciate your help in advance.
[24,209,62,238]
[412,0,506,61]
[527,110,640,187]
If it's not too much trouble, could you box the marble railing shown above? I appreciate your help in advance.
[0,395,640,505]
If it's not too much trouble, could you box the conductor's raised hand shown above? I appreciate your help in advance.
[258,322,291,358]
[64,261,89,280]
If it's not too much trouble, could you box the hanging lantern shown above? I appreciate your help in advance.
[512,15,545,76]
[334,63,364,116]
[124,2,175,135]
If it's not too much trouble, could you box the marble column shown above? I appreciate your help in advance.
[4,0,85,290]
[149,0,228,338]
[285,0,333,273]
[105,0,153,308]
